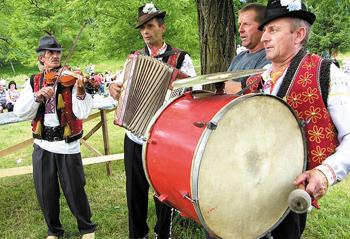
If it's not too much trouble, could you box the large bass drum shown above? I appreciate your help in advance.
[143,92,306,238]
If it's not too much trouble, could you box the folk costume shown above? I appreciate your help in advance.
[244,1,350,238]
[113,4,196,239]
[121,42,195,239]
[14,36,96,238]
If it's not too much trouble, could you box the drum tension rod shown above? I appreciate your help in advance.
[193,121,217,130]
[183,193,196,204]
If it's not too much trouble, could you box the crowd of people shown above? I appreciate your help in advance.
[0,80,20,113]
[4,0,350,239]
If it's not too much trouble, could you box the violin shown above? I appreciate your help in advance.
[44,67,83,87]
[44,67,100,92]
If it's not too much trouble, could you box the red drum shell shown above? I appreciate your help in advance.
[143,92,306,238]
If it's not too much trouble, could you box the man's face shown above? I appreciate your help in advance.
[238,10,263,52]
[39,50,62,70]
[261,18,298,63]
[0,84,4,92]
[139,18,165,46]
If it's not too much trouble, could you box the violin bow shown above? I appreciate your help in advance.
[50,20,89,89]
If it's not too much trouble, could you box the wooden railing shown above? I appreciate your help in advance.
[0,108,123,178]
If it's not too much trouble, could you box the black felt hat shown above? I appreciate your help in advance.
[259,0,316,30]
[35,35,63,53]
[135,3,166,28]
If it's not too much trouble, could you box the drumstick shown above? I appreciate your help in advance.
[287,185,312,214]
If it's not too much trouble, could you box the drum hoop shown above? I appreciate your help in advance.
[191,93,308,238]
[142,93,184,194]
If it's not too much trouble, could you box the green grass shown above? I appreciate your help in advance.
[1,113,350,238]
[1,58,350,239]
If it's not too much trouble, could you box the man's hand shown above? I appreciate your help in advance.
[75,74,86,97]
[109,82,123,100]
[294,169,328,200]
[35,86,54,102]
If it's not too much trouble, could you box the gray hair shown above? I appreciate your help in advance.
[289,18,311,46]
[37,50,46,57]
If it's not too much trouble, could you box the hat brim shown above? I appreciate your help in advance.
[36,47,63,53]
[135,11,166,28]
[258,11,316,31]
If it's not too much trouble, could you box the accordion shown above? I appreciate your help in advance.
[114,54,184,138]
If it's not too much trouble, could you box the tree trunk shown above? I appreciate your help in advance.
[196,0,236,91]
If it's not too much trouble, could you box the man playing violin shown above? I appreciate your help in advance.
[14,35,96,239]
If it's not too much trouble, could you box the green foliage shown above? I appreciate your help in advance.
[0,0,199,67]
[306,0,350,55]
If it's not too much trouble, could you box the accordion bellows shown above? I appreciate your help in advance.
[114,54,175,138]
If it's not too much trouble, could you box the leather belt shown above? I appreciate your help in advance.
[42,126,64,141]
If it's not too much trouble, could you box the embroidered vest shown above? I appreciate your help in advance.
[31,73,83,142]
[134,44,186,69]
[246,53,338,169]
[285,54,338,169]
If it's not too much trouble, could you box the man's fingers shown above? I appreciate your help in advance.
[294,171,309,186]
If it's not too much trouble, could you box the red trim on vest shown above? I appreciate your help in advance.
[245,74,263,93]
[134,47,186,89]
[286,54,338,169]
[32,72,83,141]
[135,47,182,68]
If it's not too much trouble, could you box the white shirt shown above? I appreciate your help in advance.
[113,43,196,145]
[14,80,93,154]
[262,63,350,185]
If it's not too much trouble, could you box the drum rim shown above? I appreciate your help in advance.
[191,93,308,238]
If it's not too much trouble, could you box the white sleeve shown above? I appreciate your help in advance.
[320,64,350,184]
[13,80,40,120]
[72,86,93,119]
[180,54,196,77]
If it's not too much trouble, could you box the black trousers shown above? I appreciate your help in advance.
[206,211,307,239]
[263,211,307,239]
[32,144,96,237]
[124,135,172,239]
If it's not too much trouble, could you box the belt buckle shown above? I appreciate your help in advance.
[53,136,61,141]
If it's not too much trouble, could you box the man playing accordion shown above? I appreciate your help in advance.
[109,3,196,239]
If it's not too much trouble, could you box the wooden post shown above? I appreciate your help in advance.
[100,109,112,176]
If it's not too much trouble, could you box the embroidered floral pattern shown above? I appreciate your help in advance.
[310,146,327,164]
[302,87,319,104]
[308,125,325,143]
[296,111,304,120]
[298,72,313,87]
[327,143,336,154]
[287,54,339,170]
[302,61,315,71]
[325,123,336,139]
[287,92,303,108]
[323,108,328,119]
[304,106,322,123]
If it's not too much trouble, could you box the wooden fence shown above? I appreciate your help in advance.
[0,108,124,178]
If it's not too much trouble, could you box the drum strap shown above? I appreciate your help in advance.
[236,76,262,95]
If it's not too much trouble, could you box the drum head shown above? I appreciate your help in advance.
[192,94,306,238]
